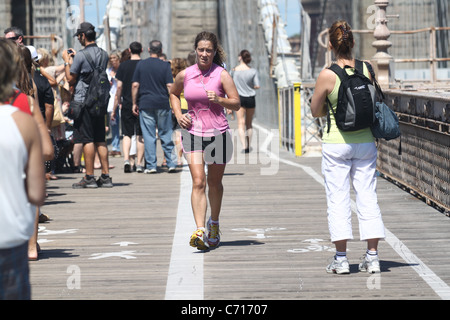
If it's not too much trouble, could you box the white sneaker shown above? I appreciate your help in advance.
[359,255,381,273]
[144,168,157,174]
[326,256,350,274]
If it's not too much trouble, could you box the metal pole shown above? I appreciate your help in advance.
[294,83,302,156]
[96,0,100,26]
[430,27,437,83]
[80,0,85,22]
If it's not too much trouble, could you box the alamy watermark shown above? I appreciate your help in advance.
[173,128,280,176]
[66,5,81,31]
[367,273,381,290]
[66,265,81,290]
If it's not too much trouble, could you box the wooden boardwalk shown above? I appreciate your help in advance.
[29,121,450,303]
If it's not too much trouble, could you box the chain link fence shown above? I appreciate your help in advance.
[218,0,279,129]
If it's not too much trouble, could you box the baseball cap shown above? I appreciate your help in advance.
[74,22,95,37]
[26,45,42,62]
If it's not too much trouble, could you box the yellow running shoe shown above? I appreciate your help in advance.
[190,228,209,250]
[207,218,221,249]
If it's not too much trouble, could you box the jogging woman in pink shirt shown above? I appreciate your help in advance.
[170,31,240,250]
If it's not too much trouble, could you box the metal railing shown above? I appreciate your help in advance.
[278,81,449,214]
[377,89,449,214]
[278,84,298,154]
[277,82,325,156]
[19,34,64,59]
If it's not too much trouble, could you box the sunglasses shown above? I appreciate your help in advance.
[6,35,20,41]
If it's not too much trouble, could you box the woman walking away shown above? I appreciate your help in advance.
[170,31,240,250]
[107,50,122,157]
[310,20,385,274]
[232,50,260,153]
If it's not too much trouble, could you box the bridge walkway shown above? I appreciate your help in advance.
[29,120,450,302]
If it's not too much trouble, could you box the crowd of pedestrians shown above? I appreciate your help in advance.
[0,22,253,299]
[1,18,387,300]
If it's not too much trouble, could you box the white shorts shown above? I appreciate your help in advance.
[322,143,385,242]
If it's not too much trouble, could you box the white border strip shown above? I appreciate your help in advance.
[165,164,204,300]
[254,123,450,300]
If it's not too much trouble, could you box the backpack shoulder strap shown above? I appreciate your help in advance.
[328,63,348,82]
[326,64,346,134]
[81,50,95,71]
[325,97,334,134]
[81,48,107,72]
[354,59,364,74]
[363,61,385,100]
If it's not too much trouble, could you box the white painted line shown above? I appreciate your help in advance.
[165,163,204,300]
[385,229,450,300]
[254,122,450,300]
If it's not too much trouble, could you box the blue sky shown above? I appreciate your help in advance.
[69,0,108,29]
[71,0,301,37]
[277,0,302,37]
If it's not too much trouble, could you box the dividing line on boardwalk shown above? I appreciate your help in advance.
[254,123,450,300]
[165,163,204,300]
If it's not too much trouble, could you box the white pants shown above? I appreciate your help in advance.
[322,143,385,242]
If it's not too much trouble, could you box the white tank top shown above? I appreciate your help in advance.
[0,106,35,249]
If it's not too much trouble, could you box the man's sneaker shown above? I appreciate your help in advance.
[359,255,381,273]
[136,165,144,173]
[72,176,98,189]
[144,168,157,174]
[96,176,113,188]
[168,167,177,173]
[326,256,350,274]
[190,228,209,250]
[206,218,220,248]
[124,161,131,173]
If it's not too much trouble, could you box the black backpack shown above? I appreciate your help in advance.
[326,59,376,133]
[81,49,110,117]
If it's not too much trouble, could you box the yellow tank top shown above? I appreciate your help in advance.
[172,76,188,110]
[323,63,375,144]
[180,92,188,110]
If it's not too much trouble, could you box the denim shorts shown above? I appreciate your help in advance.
[181,130,233,165]
[0,242,30,300]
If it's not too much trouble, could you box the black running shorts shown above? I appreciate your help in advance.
[181,130,233,165]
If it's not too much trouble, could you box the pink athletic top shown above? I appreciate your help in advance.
[184,63,229,137]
